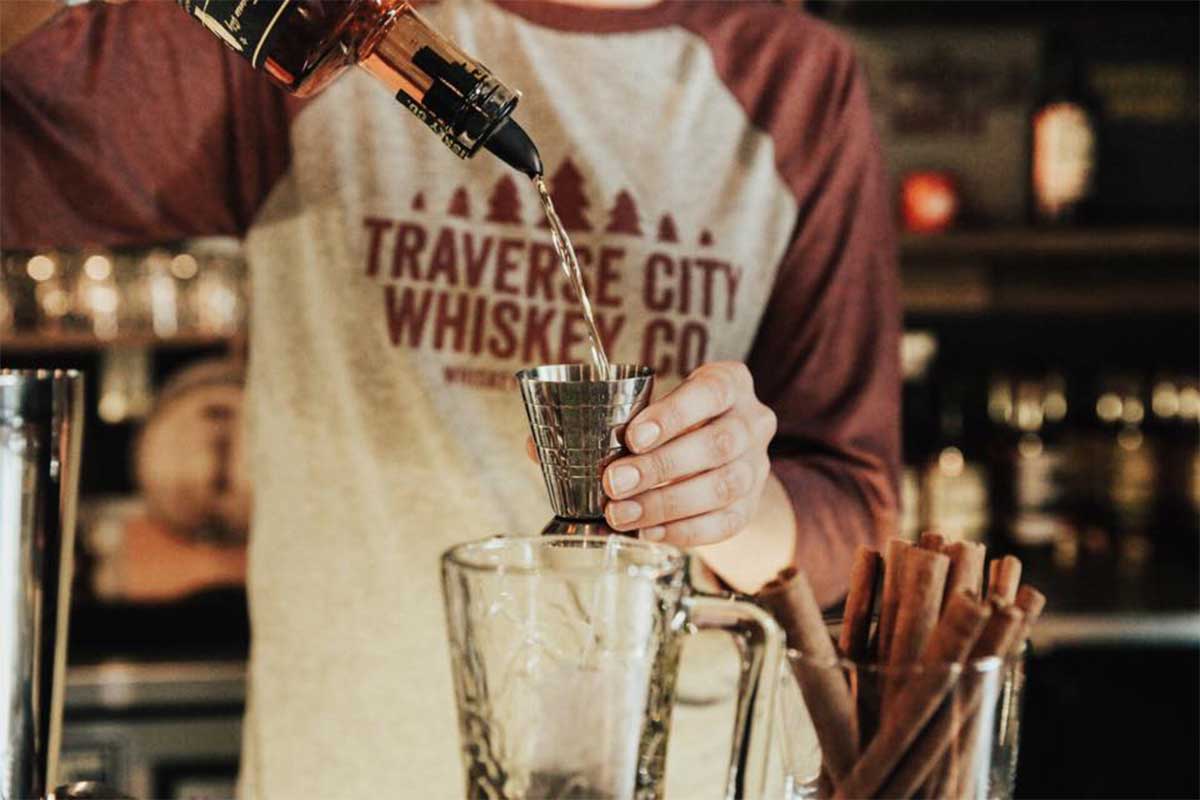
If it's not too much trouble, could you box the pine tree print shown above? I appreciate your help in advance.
[657,214,679,243]
[699,229,714,246]
[485,175,523,224]
[411,192,426,211]
[538,158,592,232]
[447,187,471,218]
[604,190,643,236]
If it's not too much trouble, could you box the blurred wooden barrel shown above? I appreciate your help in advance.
[135,359,250,544]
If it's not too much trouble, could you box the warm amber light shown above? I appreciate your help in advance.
[170,253,199,280]
[1152,382,1180,418]
[937,446,965,477]
[1018,433,1044,459]
[26,254,55,281]
[901,172,959,234]
[83,254,112,281]
[1096,393,1122,422]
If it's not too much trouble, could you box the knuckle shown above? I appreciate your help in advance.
[714,461,753,504]
[660,487,687,522]
[759,406,778,440]
[709,421,743,463]
[731,362,753,390]
[733,460,755,493]
[647,449,676,484]
[702,373,735,410]
[658,401,688,438]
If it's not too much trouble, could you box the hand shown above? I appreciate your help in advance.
[601,362,777,546]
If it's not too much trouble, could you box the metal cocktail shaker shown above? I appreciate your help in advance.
[517,364,653,536]
[1,370,84,800]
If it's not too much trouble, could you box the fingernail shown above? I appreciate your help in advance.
[640,526,666,542]
[607,500,642,526]
[608,465,640,496]
[628,421,661,450]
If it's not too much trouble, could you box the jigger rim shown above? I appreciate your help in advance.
[441,534,684,579]
[516,364,654,383]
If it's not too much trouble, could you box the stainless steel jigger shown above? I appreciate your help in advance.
[517,364,654,536]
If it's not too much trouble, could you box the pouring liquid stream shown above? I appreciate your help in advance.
[534,176,612,377]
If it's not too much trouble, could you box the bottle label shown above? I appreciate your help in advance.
[176,0,292,69]
[395,90,471,160]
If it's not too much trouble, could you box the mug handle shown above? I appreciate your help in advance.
[682,591,784,800]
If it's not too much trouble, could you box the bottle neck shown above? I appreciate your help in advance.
[359,5,522,163]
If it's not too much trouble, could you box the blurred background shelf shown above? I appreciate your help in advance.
[2,332,242,354]
[901,226,1200,260]
[900,227,1200,315]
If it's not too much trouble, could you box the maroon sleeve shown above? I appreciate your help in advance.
[0,1,297,249]
[684,8,902,606]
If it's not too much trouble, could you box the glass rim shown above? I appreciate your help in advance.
[441,533,685,579]
[514,363,653,383]
[784,640,1026,677]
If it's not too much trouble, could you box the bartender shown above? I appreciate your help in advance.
[0,0,899,796]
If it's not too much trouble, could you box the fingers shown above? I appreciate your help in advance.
[603,412,752,499]
[644,454,771,547]
[625,362,752,453]
[605,453,768,533]
[641,499,756,548]
[603,361,776,546]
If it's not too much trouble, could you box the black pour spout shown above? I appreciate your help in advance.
[484,117,543,178]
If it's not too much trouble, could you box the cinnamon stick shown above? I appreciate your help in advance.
[943,541,986,610]
[838,546,881,662]
[756,568,859,783]
[896,603,1025,799]
[918,531,946,552]
[834,592,992,800]
[1014,584,1047,643]
[949,587,1044,798]
[888,547,950,671]
[875,538,912,663]
[884,548,950,710]
[987,555,1022,603]
[946,599,1033,800]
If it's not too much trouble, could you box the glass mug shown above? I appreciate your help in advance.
[441,535,784,799]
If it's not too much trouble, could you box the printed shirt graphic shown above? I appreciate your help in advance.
[363,155,757,388]
[1,2,900,798]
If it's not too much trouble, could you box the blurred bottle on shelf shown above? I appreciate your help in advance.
[1030,29,1101,225]
[0,239,248,342]
[1092,374,1157,572]
[1147,375,1200,556]
[900,331,940,540]
[186,239,248,336]
[76,252,121,339]
[28,253,72,333]
[920,377,989,542]
[97,348,154,425]
[143,249,182,337]
[989,372,1077,554]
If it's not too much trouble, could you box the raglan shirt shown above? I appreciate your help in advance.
[1,2,900,797]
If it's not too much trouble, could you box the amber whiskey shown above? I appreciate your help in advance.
[176,0,541,175]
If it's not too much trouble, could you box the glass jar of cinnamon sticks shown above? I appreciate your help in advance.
[758,535,1046,800]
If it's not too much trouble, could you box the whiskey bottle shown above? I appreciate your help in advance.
[175,0,542,176]
[1029,29,1099,225]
